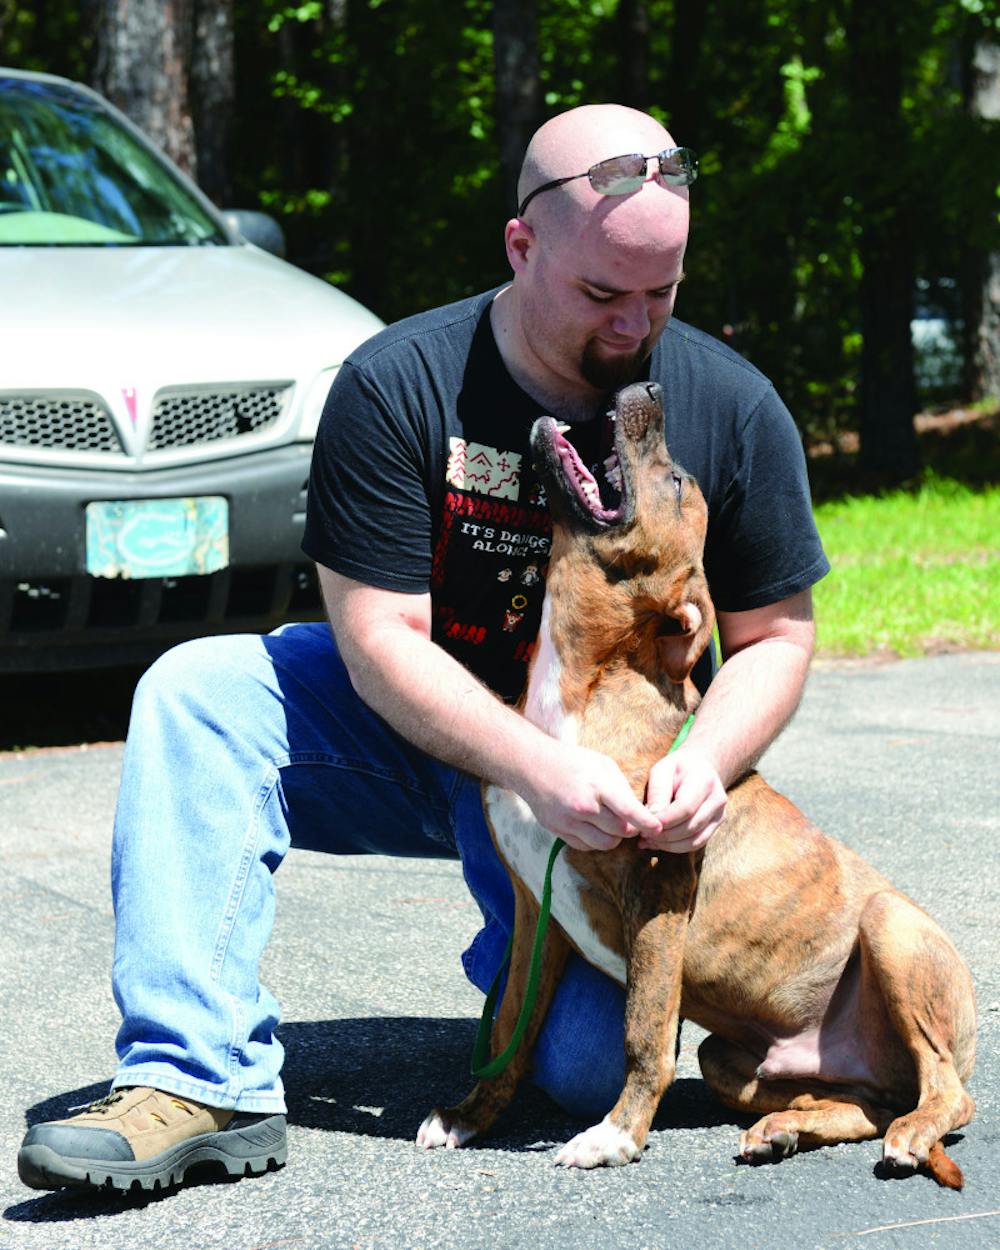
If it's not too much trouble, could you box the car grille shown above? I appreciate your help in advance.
[0,393,121,452]
[148,385,291,450]
[0,384,292,456]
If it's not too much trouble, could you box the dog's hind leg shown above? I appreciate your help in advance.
[698,1033,895,1162]
[700,887,976,1187]
[858,891,976,1188]
[418,878,571,1150]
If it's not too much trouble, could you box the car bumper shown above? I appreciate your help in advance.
[0,444,323,672]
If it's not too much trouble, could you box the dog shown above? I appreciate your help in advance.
[418,381,976,1186]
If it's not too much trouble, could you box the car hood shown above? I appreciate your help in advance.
[2,244,385,388]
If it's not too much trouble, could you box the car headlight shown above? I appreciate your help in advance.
[296,367,340,442]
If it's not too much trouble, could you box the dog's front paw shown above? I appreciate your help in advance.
[554,1115,642,1169]
[416,1107,479,1151]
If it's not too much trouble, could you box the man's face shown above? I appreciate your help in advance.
[516,209,686,400]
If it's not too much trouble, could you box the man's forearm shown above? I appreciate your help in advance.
[643,591,816,852]
[685,632,813,788]
[336,613,551,794]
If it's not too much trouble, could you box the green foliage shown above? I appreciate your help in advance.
[0,0,89,79]
[5,0,1000,443]
[232,0,505,320]
[538,0,617,111]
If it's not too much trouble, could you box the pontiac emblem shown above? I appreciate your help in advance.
[122,387,138,428]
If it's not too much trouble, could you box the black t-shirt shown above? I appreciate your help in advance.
[303,288,829,702]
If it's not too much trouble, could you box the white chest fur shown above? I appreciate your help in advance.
[487,592,627,984]
[521,597,577,743]
[484,786,626,986]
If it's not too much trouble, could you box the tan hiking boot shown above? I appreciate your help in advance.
[18,1086,287,1193]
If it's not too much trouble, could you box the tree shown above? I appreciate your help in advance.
[191,0,235,205]
[616,0,650,110]
[493,0,542,214]
[89,0,234,200]
[662,0,707,146]
[846,0,920,483]
[7,0,999,460]
[90,0,198,175]
[967,35,1000,400]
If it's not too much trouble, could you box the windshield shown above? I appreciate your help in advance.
[0,77,228,247]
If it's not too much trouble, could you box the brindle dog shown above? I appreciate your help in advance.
[418,381,976,1186]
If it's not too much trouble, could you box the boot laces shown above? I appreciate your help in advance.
[83,1089,127,1116]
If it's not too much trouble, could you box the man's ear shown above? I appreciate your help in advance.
[504,218,535,273]
[655,581,715,684]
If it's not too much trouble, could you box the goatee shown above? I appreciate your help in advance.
[580,338,651,391]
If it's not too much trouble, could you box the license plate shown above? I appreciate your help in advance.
[85,497,229,579]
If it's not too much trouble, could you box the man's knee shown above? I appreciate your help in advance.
[133,634,273,721]
[529,958,625,1120]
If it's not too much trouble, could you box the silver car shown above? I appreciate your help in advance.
[0,68,384,672]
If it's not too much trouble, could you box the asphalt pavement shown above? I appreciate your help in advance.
[2,652,999,1250]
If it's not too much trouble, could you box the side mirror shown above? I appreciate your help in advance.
[221,210,286,258]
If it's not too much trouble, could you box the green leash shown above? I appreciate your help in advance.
[470,712,696,1079]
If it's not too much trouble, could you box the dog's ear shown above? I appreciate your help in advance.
[655,580,715,684]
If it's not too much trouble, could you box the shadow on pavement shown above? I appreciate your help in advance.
[8,1017,739,1224]
[280,1016,738,1147]
[2,667,143,751]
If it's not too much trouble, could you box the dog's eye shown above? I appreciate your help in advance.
[672,472,683,499]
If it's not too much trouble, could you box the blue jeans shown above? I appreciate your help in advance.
[110,623,626,1119]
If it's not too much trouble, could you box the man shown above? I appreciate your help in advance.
[18,104,828,1192]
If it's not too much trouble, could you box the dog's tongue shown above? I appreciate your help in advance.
[553,425,622,518]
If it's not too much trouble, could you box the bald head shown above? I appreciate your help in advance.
[517,104,687,228]
[518,106,672,202]
[512,104,691,275]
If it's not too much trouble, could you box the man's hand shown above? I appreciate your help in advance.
[642,747,727,853]
[518,741,662,854]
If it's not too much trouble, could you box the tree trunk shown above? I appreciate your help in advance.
[90,0,197,179]
[847,0,920,483]
[346,0,391,313]
[979,255,1000,400]
[190,0,235,205]
[617,0,650,112]
[968,38,1000,400]
[665,0,707,146]
[492,0,542,216]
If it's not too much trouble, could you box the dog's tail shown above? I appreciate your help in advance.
[924,1140,964,1189]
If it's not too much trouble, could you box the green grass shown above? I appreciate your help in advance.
[812,474,999,657]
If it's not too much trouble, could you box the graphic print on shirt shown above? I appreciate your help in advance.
[445,438,522,501]
[432,435,552,701]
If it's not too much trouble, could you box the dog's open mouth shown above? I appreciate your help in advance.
[555,424,624,517]
[532,415,631,530]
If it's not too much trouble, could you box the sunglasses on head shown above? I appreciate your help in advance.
[517,147,698,217]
